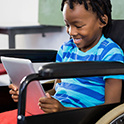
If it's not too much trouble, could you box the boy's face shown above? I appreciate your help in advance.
[63,3,103,52]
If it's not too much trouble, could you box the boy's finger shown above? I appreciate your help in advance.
[9,89,19,95]
[46,93,51,98]
[39,97,53,104]
[13,98,18,102]
[39,97,48,103]
[39,102,53,109]
[8,84,18,91]
[11,94,18,99]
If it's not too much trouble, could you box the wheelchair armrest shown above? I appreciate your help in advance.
[39,61,124,78]
[17,61,124,123]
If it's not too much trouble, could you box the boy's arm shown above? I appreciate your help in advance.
[65,78,122,110]
[38,78,122,114]
[104,79,122,104]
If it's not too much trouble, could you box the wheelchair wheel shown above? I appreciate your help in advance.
[96,103,124,124]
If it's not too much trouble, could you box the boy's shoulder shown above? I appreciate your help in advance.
[97,35,124,61]
[98,35,122,51]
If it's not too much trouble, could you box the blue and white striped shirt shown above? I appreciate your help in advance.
[53,35,124,108]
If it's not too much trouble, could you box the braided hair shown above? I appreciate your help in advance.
[61,0,112,35]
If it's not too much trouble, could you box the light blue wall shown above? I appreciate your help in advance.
[38,0,64,26]
[38,0,124,26]
[111,0,124,19]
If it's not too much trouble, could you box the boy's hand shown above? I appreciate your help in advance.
[38,93,66,113]
[8,84,19,102]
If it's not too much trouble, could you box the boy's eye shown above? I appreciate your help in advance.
[75,25,85,28]
[65,24,69,27]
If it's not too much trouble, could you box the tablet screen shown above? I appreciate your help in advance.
[1,56,45,115]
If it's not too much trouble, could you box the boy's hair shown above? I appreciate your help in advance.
[61,0,112,35]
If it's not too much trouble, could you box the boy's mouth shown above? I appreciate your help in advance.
[73,38,82,44]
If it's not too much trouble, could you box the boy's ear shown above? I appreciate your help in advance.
[99,14,108,28]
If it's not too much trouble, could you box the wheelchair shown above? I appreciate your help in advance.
[0,20,124,124]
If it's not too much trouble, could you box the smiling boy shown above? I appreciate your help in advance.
[9,0,124,114]
[37,0,124,113]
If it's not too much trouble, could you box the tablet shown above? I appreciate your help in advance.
[1,56,45,115]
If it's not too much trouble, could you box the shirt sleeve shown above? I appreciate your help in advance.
[103,44,124,80]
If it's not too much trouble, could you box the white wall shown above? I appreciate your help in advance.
[0,0,69,50]
[1,0,122,50]
[0,0,69,85]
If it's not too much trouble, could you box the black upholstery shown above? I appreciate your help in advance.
[0,49,57,63]
[24,103,120,124]
[39,61,124,78]
[105,20,124,51]
[0,86,17,113]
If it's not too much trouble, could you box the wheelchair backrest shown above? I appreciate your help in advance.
[105,20,124,102]
[105,20,124,51]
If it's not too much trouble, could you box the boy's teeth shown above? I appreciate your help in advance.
[75,38,81,41]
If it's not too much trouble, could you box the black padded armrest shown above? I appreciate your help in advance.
[39,61,124,79]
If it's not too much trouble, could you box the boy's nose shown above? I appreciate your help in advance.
[68,26,78,36]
